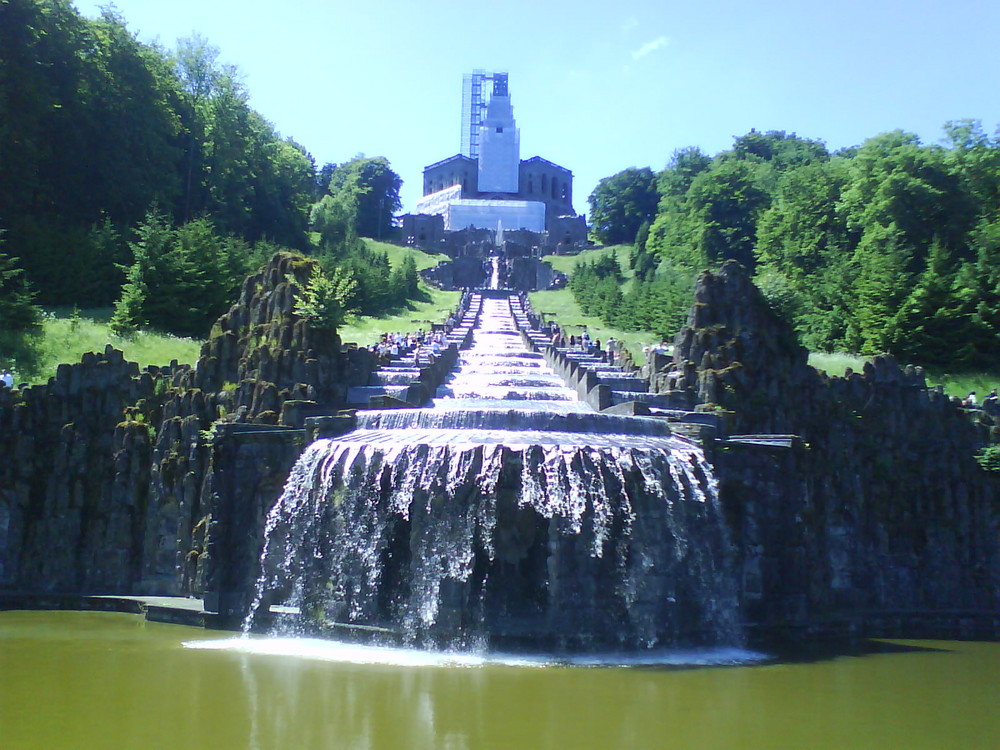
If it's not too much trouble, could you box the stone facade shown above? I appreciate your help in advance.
[421,154,576,231]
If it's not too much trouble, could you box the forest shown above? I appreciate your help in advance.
[0,0,414,375]
[4,1,999,381]
[585,126,1000,371]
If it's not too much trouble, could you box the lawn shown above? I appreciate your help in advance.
[5,308,203,385]
[337,285,462,346]
[337,241,461,346]
[528,287,659,363]
[541,244,633,278]
[807,352,998,399]
[361,238,449,272]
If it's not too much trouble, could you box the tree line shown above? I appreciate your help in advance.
[1,1,414,371]
[587,124,1000,370]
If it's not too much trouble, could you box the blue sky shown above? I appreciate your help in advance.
[75,0,1000,216]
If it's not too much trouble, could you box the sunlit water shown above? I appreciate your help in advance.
[2,611,998,750]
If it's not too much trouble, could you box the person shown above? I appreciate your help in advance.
[983,388,999,416]
[1,369,12,388]
[963,391,978,408]
[606,337,616,365]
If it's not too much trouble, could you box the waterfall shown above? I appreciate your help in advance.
[247,294,742,651]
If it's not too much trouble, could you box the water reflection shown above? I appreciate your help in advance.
[3,612,998,750]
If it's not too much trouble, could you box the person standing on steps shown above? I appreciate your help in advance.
[983,388,999,416]
[606,337,616,366]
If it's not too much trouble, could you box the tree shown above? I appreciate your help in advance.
[389,253,420,299]
[0,247,41,335]
[0,4,315,307]
[322,156,402,240]
[587,167,660,245]
[839,131,975,268]
[0,241,43,378]
[109,211,177,335]
[731,129,829,170]
[311,190,360,254]
[686,159,771,271]
[110,211,250,337]
[293,266,357,332]
[755,160,851,278]
[887,241,984,367]
[845,223,912,354]
[658,147,712,199]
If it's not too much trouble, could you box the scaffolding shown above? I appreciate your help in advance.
[461,70,507,159]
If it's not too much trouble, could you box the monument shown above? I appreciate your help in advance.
[400,71,587,252]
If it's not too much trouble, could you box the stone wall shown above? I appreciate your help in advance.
[651,261,1000,636]
[0,253,376,597]
[0,348,164,592]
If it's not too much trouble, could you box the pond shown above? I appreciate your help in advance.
[1,611,997,749]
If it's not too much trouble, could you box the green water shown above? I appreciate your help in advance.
[1,611,997,750]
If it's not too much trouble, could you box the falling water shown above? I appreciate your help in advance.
[487,255,501,290]
[248,295,742,651]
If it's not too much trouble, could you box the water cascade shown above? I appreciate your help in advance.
[249,294,742,651]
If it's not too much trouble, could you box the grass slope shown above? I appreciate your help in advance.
[528,288,658,361]
[361,238,450,272]
[8,308,203,385]
[533,245,658,359]
[807,354,998,399]
[337,286,461,346]
[336,240,460,346]
[541,244,634,278]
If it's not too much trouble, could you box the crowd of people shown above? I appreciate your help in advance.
[371,329,448,361]
[542,321,632,367]
[965,389,999,415]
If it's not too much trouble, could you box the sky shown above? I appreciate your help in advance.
[74,0,1000,217]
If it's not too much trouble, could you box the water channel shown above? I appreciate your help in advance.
[250,292,739,649]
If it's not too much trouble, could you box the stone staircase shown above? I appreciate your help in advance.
[508,296,726,439]
[344,293,482,408]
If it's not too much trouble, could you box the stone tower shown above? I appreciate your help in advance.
[476,73,520,194]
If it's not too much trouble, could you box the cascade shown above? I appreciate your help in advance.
[248,294,742,651]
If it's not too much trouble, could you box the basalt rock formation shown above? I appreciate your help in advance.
[0,253,375,596]
[651,261,1000,637]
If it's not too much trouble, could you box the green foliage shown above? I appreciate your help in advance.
[0,242,44,377]
[590,122,1000,370]
[975,445,1000,474]
[0,3,315,308]
[731,130,829,169]
[887,241,995,368]
[110,210,253,338]
[567,250,693,339]
[0,247,42,334]
[587,167,660,245]
[292,266,357,332]
[314,156,402,244]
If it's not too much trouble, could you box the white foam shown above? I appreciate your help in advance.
[184,637,767,669]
